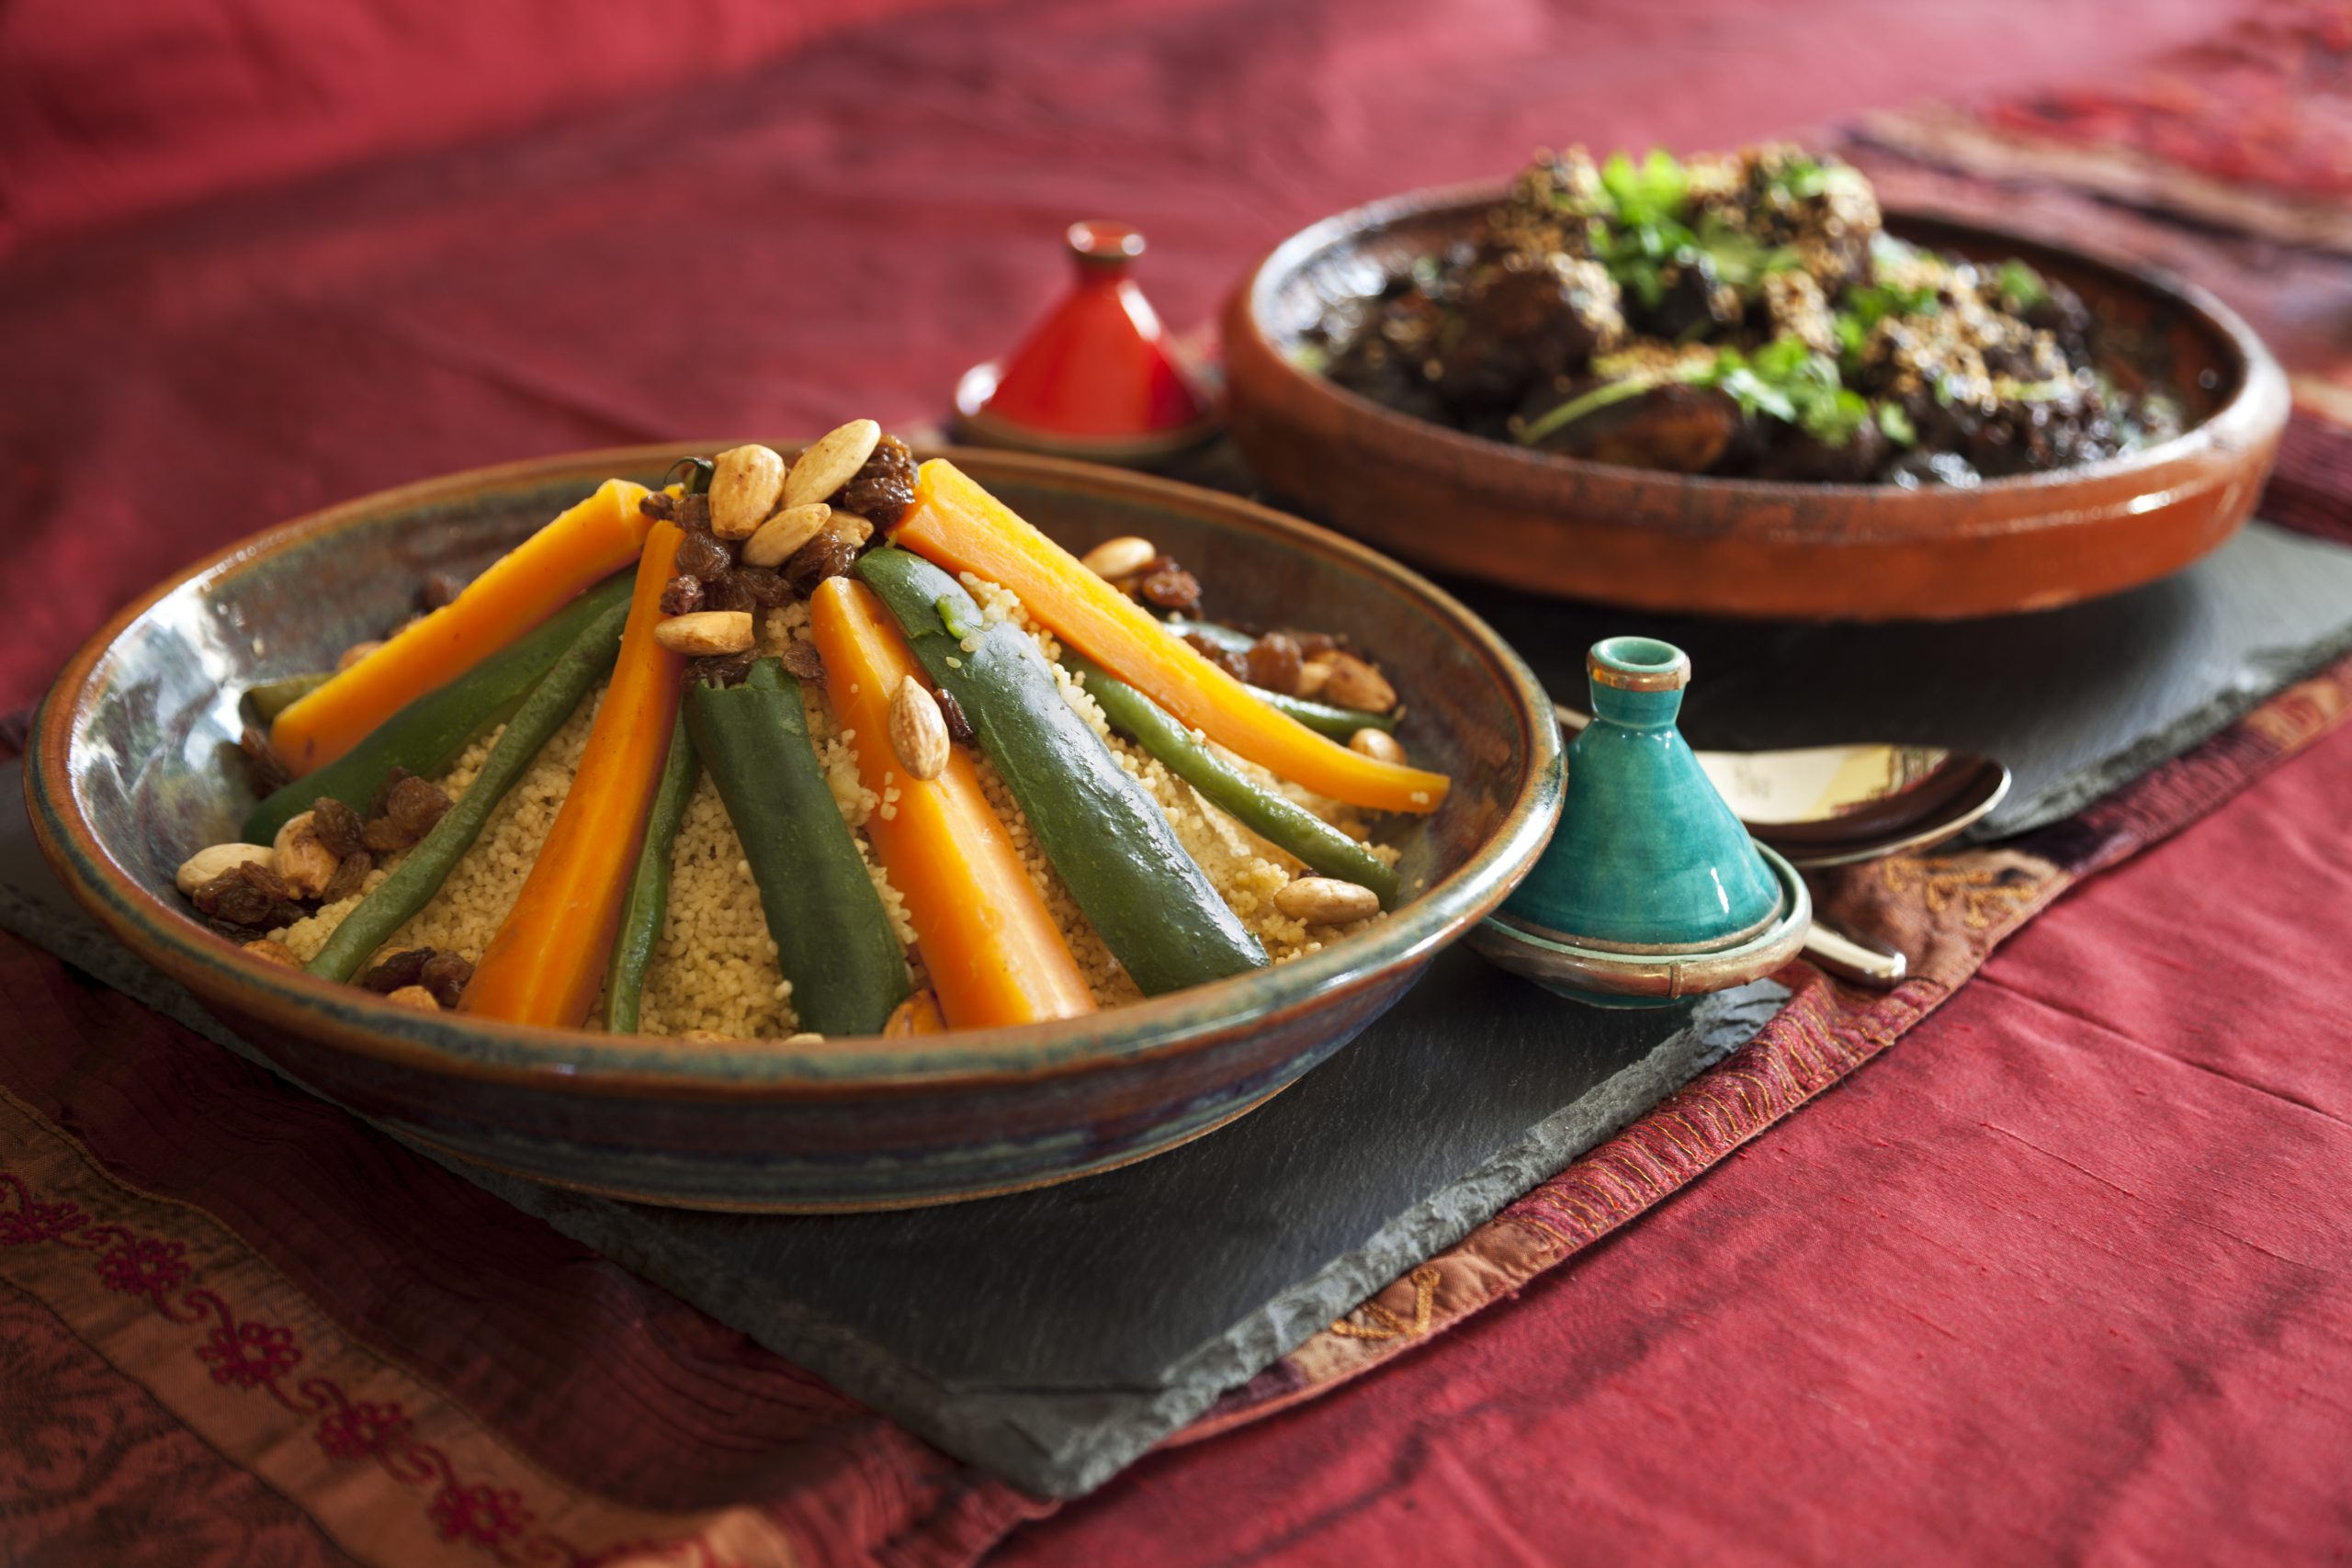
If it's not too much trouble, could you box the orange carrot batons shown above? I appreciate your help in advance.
[271,479,657,774]
[888,461,1449,814]
[808,577,1097,1030]
[460,520,686,1028]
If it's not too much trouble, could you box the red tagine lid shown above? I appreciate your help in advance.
[956,221,1221,464]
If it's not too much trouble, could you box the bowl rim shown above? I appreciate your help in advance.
[1232,178,2290,517]
[28,443,1565,1102]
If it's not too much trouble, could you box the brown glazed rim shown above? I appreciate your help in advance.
[28,444,1564,1105]
[1232,182,2290,535]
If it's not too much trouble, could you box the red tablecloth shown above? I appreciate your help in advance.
[9,2,2351,1563]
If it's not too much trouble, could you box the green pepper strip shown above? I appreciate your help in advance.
[600,709,699,1033]
[1072,659,1400,910]
[858,547,1268,996]
[246,671,332,725]
[1158,618,1397,738]
[304,599,630,984]
[686,659,909,1037]
[244,573,636,845]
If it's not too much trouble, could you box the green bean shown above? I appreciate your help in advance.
[1158,618,1397,738]
[1072,659,1400,909]
[600,709,698,1033]
[304,599,630,983]
[859,547,1268,995]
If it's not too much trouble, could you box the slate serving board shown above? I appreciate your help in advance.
[10,513,2352,1498]
[0,788,1777,1497]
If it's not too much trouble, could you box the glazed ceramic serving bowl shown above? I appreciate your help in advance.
[27,446,1563,1213]
[1224,185,2290,621]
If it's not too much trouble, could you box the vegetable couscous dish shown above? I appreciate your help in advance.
[178,425,1451,1041]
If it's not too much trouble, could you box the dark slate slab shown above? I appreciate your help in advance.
[8,514,2350,1496]
[1438,520,2352,839]
[0,783,1773,1495]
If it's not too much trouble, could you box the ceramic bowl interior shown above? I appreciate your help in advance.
[28,446,1562,1209]
[1224,185,2290,620]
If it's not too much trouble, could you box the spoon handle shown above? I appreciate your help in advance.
[1802,920,1908,987]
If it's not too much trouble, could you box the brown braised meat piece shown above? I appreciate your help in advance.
[832,434,920,530]
[1434,254,1623,418]
[1525,381,1741,474]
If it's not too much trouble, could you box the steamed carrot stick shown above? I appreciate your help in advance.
[808,577,1097,1030]
[271,479,657,775]
[889,460,1451,815]
[460,520,686,1028]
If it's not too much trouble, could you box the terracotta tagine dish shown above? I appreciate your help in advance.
[956,220,1224,466]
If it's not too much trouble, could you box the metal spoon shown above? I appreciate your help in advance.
[1555,704,2011,987]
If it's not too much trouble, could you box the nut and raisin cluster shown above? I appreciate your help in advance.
[646,421,918,686]
[1072,535,1404,759]
[179,767,456,965]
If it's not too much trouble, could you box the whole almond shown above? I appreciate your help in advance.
[386,985,441,1011]
[709,444,789,538]
[783,419,882,509]
[1079,536,1158,580]
[824,511,875,548]
[653,611,755,656]
[1273,876,1380,925]
[741,502,831,568]
[272,810,340,900]
[1317,651,1396,713]
[175,841,273,896]
[337,639,384,671]
[1349,727,1407,763]
[888,673,950,781]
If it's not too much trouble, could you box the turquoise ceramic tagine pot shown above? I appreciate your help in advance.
[1467,636,1811,1008]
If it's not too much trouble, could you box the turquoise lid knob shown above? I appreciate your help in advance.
[1496,637,1783,952]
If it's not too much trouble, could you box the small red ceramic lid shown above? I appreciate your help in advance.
[956,221,1221,463]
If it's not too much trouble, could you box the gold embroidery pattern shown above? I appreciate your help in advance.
[1877,855,2040,931]
[1329,1266,1441,1341]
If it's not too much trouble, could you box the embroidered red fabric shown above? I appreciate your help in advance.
[6,1,2348,1564]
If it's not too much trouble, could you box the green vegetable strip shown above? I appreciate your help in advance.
[600,709,699,1033]
[1157,619,1397,738]
[857,547,1267,996]
[244,573,636,845]
[1073,660,1400,910]
[685,659,909,1037]
[305,599,631,983]
[246,671,332,724]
